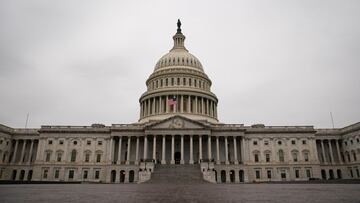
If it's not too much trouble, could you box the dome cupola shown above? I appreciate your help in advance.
[139,20,218,123]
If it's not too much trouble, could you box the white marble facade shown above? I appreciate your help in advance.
[0,21,359,183]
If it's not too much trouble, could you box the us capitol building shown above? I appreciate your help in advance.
[0,20,359,184]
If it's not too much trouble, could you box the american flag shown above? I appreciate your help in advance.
[168,96,177,106]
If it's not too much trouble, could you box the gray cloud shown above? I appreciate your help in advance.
[0,0,359,128]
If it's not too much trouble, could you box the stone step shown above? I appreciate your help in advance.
[145,164,206,184]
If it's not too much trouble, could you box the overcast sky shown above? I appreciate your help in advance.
[0,0,359,128]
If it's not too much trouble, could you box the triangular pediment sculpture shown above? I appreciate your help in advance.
[146,115,208,130]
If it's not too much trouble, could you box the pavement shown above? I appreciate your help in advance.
[0,183,360,203]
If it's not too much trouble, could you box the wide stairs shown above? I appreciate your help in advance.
[145,164,206,184]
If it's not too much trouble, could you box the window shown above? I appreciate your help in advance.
[85,153,90,162]
[278,141,282,145]
[279,150,284,162]
[344,141,347,146]
[267,170,272,179]
[281,171,286,179]
[304,152,309,162]
[353,152,357,161]
[254,154,259,162]
[171,78,174,86]
[96,154,102,163]
[189,78,192,86]
[291,140,296,145]
[87,140,91,145]
[357,138,359,143]
[255,170,260,179]
[57,153,62,162]
[0,140,3,145]
[350,140,353,145]
[295,169,300,178]
[45,152,51,162]
[95,170,100,179]
[54,169,59,179]
[83,170,88,179]
[98,141,103,146]
[6,141,9,146]
[183,78,186,85]
[48,140,53,145]
[253,141,258,145]
[59,140,64,145]
[302,140,307,145]
[177,78,180,85]
[73,141,77,145]
[292,152,298,162]
[306,169,311,178]
[71,150,77,162]
[43,169,48,179]
[264,140,269,145]
[69,170,74,179]
[165,78,168,86]
[265,153,270,163]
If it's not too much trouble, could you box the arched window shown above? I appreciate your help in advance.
[279,149,284,162]
[302,150,310,162]
[71,149,77,162]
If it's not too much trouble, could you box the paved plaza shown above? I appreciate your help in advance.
[0,183,359,203]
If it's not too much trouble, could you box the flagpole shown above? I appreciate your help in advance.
[25,113,29,129]
[330,112,334,129]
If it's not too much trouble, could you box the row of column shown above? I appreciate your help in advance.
[109,135,244,165]
[140,95,217,118]
[318,139,342,164]
[10,139,36,164]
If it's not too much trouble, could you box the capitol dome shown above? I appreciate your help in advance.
[139,20,218,123]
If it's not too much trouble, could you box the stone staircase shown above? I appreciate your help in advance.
[145,164,206,184]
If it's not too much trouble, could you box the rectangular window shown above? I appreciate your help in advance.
[98,141,102,146]
[267,170,272,179]
[59,140,64,145]
[306,169,311,178]
[96,154,101,163]
[69,170,74,179]
[57,153,62,162]
[95,170,100,179]
[253,141,258,145]
[45,152,51,162]
[54,169,60,179]
[85,154,90,162]
[255,170,260,179]
[281,171,286,179]
[254,154,259,163]
[302,140,307,145]
[48,140,53,145]
[266,154,270,162]
[264,140,269,145]
[304,153,309,162]
[291,140,296,145]
[87,140,91,145]
[43,169,48,179]
[83,171,88,179]
[295,169,300,178]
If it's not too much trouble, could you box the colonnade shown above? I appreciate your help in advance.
[109,135,245,165]
[9,139,37,164]
[140,95,217,118]
[317,139,343,164]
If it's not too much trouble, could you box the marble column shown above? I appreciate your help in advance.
[109,137,114,163]
[189,135,194,164]
[143,136,148,160]
[159,96,163,114]
[225,137,229,165]
[233,137,238,164]
[321,140,327,163]
[171,135,175,164]
[241,137,245,163]
[201,97,204,114]
[208,135,212,160]
[11,140,19,163]
[28,140,34,164]
[199,135,203,161]
[20,140,26,163]
[117,137,122,164]
[180,95,184,113]
[181,135,184,164]
[188,96,191,113]
[161,135,166,164]
[135,136,139,164]
[153,135,157,162]
[216,136,220,164]
[126,137,131,165]
[328,140,334,164]
[166,96,169,113]
[336,140,342,163]
[195,96,198,113]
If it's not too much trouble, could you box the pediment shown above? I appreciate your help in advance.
[146,116,207,130]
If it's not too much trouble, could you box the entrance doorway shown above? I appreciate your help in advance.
[175,152,181,164]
